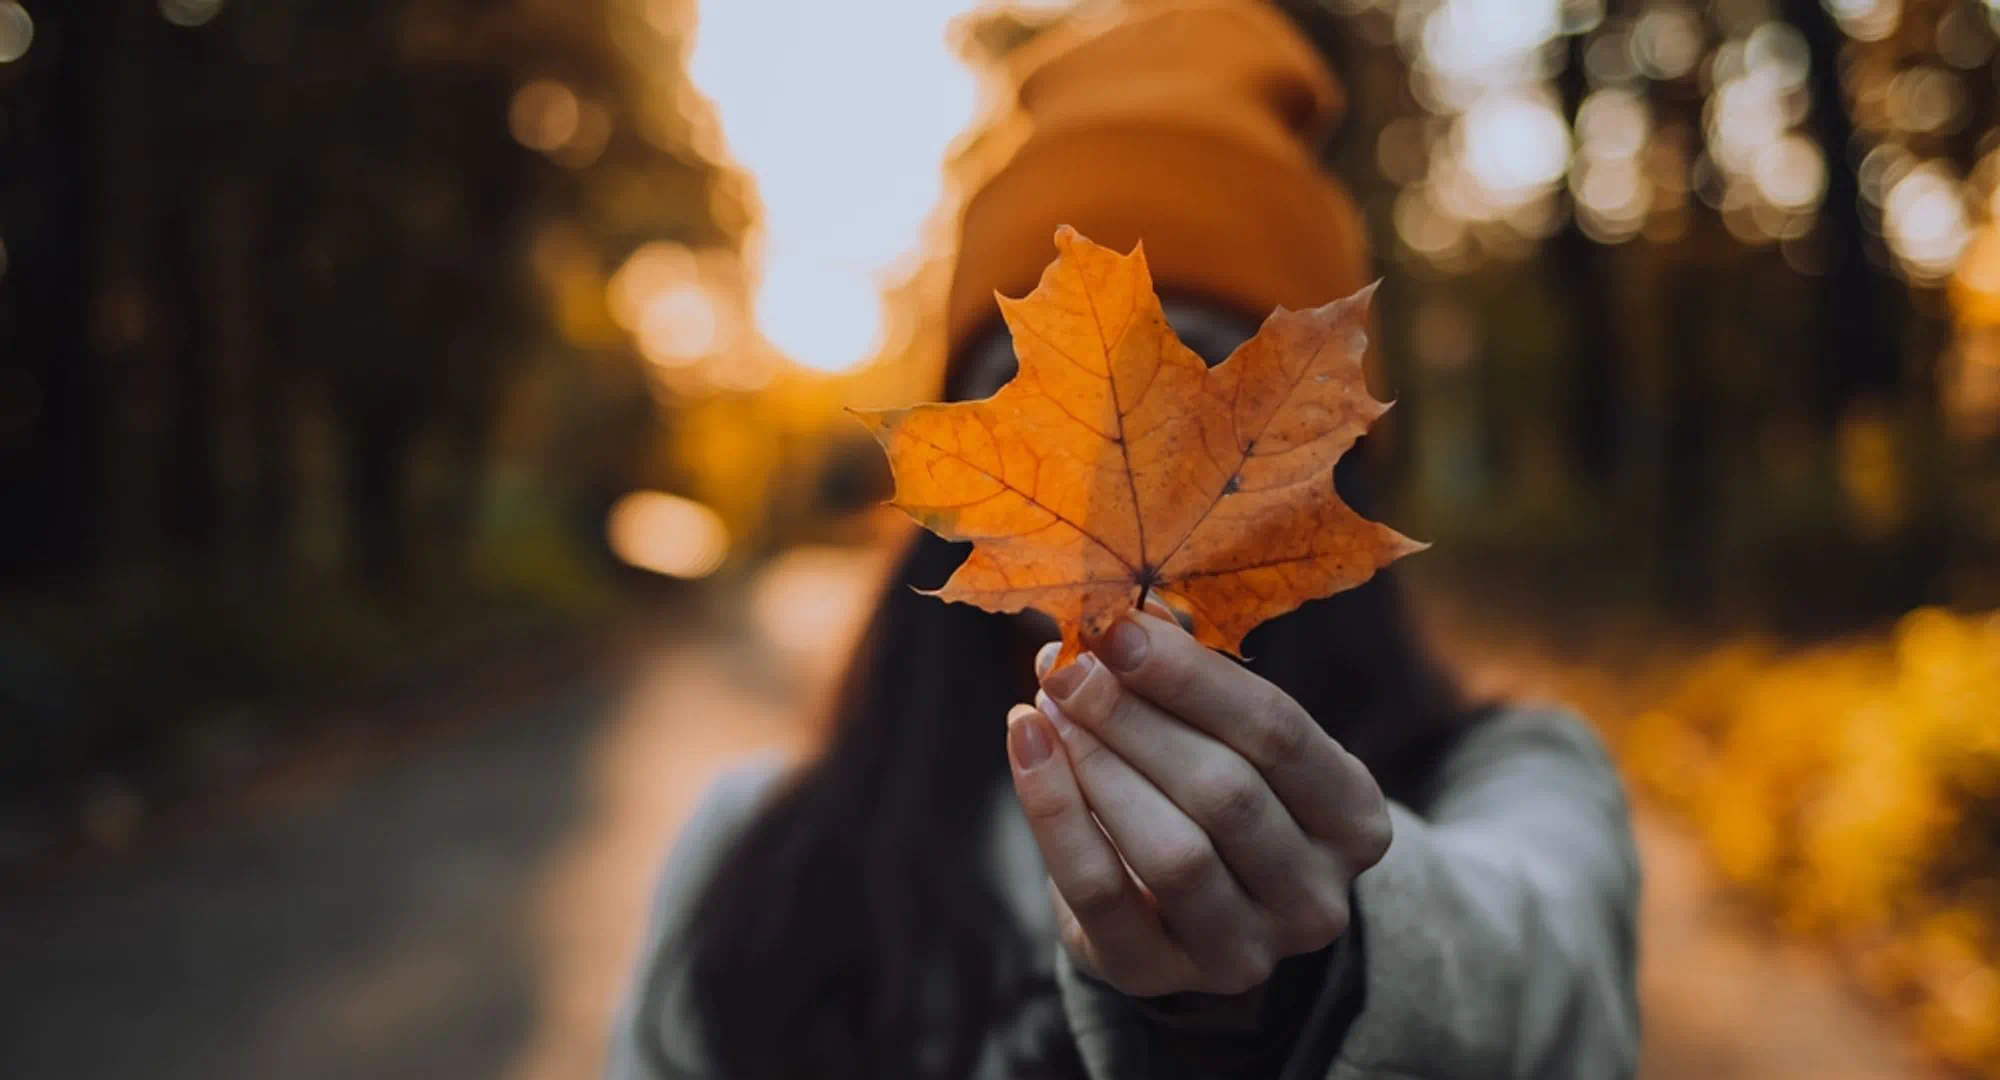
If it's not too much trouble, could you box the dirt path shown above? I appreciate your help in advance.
[0,553,1948,1079]
[1629,809,1945,1078]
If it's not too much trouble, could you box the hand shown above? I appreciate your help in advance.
[1005,610,1392,999]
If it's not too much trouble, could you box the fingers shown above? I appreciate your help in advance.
[1025,683,1279,993]
[1037,648,1340,949]
[1087,612,1390,862]
[1005,705,1191,996]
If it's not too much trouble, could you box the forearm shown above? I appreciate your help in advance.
[1333,711,1641,1078]
[1056,707,1640,1080]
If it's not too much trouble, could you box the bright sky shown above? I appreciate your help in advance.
[688,0,997,372]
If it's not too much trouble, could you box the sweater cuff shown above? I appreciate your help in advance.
[1129,896,1368,1077]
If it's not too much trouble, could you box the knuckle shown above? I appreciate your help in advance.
[1189,762,1264,833]
[1147,835,1218,896]
[1064,870,1131,921]
[1244,694,1313,768]
[1015,783,1075,825]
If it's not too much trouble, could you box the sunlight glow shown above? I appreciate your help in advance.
[606,491,730,579]
[688,0,987,372]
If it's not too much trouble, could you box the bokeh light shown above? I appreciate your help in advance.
[1460,94,1573,204]
[509,79,611,168]
[158,0,226,29]
[1573,86,1655,242]
[1419,0,1562,106]
[1631,6,1705,80]
[0,1,31,64]
[749,545,888,668]
[1692,20,1827,244]
[1883,163,1973,283]
[1824,0,1901,42]
[1754,136,1828,211]
[1390,0,1592,263]
[549,102,611,169]
[687,0,984,372]
[511,80,582,153]
[605,491,730,579]
[608,242,698,333]
[1885,67,1966,135]
[636,284,727,367]
[1936,5,1997,68]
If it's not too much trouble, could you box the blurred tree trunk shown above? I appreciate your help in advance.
[1554,31,1624,492]
[1781,0,1903,429]
[160,199,222,567]
[1659,268,1716,613]
[346,412,415,594]
[242,176,299,574]
[0,0,107,581]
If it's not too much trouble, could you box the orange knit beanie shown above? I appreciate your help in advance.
[945,0,1373,369]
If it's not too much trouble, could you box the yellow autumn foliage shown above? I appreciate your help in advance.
[1624,609,2000,1075]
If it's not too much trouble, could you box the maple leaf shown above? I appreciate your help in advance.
[854,227,1425,666]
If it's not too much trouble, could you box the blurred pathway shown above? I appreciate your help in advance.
[1437,607,1950,1080]
[0,551,1948,1079]
[1629,809,1946,1078]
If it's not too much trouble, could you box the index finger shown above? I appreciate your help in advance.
[1089,611,1381,843]
[1004,704,1188,989]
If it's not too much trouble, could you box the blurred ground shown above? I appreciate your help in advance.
[0,549,1950,1080]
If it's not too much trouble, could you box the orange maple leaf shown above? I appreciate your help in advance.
[855,227,1425,666]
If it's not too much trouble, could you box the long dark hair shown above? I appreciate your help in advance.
[676,317,1481,1079]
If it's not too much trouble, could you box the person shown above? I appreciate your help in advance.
[607,2,1641,1077]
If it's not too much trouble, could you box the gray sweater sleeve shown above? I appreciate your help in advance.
[604,756,789,1080]
[1057,706,1643,1080]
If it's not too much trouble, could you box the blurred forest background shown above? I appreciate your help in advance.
[1,0,1997,1076]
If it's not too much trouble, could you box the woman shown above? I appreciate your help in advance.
[609,2,1640,1077]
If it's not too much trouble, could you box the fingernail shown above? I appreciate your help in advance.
[1036,690,1077,737]
[1008,710,1053,770]
[1041,652,1094,701]
[1098,617,1149,673]
[1035,641,1059,678]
